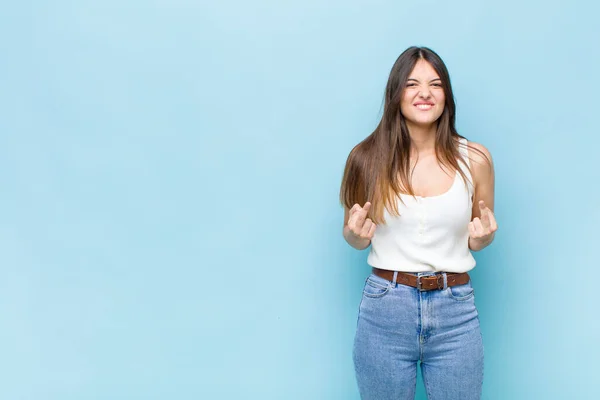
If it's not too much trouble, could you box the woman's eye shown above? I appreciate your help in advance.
[406,83,417,87]
[432,83,442,87]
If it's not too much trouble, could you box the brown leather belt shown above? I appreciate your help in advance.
[372,267,470,291]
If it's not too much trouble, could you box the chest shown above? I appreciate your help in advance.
[406,156,456,198]
[380,185,472,242]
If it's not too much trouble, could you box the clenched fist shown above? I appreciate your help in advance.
[348,202,377,240]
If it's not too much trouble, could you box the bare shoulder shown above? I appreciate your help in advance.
[466,140,494,191]
[467,141,493,167]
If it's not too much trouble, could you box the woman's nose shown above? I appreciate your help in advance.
[419,89,431,98]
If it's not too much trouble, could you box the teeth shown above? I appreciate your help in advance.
[416,104,432,109]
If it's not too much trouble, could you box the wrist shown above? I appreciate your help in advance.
[469,233,494,251]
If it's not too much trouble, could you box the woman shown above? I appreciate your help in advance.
[339,46,497,400]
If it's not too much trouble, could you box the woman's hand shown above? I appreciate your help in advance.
[348,202,377,240]
[468,200,498,251]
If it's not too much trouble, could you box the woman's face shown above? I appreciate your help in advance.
[400,59,445,129]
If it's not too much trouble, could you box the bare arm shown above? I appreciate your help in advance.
[468,142,498,251]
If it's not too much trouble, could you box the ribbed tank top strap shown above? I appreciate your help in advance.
[457,137,474,195]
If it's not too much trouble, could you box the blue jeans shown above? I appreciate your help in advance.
[353,271,484,400]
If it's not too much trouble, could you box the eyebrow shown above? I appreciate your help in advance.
[407,78,441,82]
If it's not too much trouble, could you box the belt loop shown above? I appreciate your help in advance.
[442,272,448,290]
[391,271,398,288]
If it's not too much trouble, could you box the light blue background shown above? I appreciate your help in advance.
[1,0,598,399]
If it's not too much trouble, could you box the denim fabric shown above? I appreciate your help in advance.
[353,271,484,400]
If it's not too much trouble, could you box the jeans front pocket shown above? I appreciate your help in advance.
[362,276,391,298]
[447,281,475,301]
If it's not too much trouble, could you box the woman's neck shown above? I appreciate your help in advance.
[407,122,437,155]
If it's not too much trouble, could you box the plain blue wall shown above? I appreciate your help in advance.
[0,0,598,399]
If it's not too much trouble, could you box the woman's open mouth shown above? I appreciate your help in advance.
[414,103,434,111]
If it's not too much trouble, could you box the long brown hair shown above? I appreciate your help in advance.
[339,46,489,224]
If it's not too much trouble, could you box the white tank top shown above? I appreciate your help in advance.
[367,137,476,273]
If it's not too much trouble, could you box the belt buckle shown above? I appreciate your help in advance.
[417,274,445,291]
[437,274,445,290]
